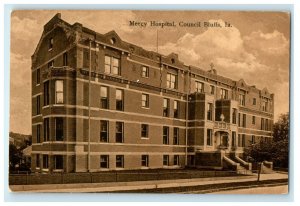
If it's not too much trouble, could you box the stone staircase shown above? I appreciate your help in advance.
[223,155,252,175]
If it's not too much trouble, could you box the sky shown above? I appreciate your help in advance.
[10,10,290,135]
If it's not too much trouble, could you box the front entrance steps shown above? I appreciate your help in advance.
[223,155,252,175]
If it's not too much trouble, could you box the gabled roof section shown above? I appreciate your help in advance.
[261,87,270,96]
[31,13,73,60]
[104,30,122,42]
[236,79,248,89]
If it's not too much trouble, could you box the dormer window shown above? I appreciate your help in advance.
[171,58,175,64]
[49,38,53,50]
[110,37,116,45]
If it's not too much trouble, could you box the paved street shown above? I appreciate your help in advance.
[10,172,288,193]
[209,185,288,194]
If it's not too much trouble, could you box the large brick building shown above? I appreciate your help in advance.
[31,14,274,173]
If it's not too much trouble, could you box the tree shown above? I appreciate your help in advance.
[9,144,22,171]
[9,132,32,173]
[273,113,289,142]
[244,113,289,180]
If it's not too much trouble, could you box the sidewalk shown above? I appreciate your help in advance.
[9,172,288,193]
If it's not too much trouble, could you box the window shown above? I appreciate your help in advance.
[63,52,68,66]
[207,103,213,121]
[163,98,169,117]
[196,81,204,93]
[174,155,179,166]
[100,155,109,168]
[163,155,169,166]
[253,98,256,105]
[166,73,177,89]
[262,101,268,112]
[110,38,116,44]
[116,89,123,111]
[242,134,246,147]
[221,88,228,99]
[36,95,40,115]
[142,94,149,108]
[232,108,237,124]
[44,118,50,141]
[141,124,148,138]
[238,113,241,127]
[36,154,40,168]
[173,127,179,145]
[48,60,54,68]
[231,131,236,147]
[44,81,49,106]
[43,155,48,169]
[100,86,109,109]
[207,129,212,146]
[141,66,149,77]
[49,38,53,50]
[54,155,63,170]
[115,122,124,143]
[36,68,40,85]
[116,155,124,168]
[174,100,179,118]
[55,80,64,104]
[37,125,41,143]
[163,126,169,145]
[210,85,215,95]
[105,56,120,75]
[251,135,256,144]
[238,134,241,147]
[261,118,264,130]
[252,116,256,125]
[55,117,64,141]
[242,114,246,127]
[141,155,149,167]
[100,120,109,142]
[265,119,268,131]
[239,94,245,106]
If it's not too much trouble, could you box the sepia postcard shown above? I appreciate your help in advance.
[9,10,290,194]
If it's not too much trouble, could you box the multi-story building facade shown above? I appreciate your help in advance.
[31,14,274,173]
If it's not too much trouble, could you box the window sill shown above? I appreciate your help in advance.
[42,105,50,109]
[53,169,64,173]
[115,168,125,170]
[141,137,149,140]
[42,168,49,172]
[48,48,53,52]
[166,88,178,92]
[99,168,110,171]
[141,166,149,169]
[103,72,121,77]
[53,104,64,107]
[36,83,40,86]
[141,107,150,109]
